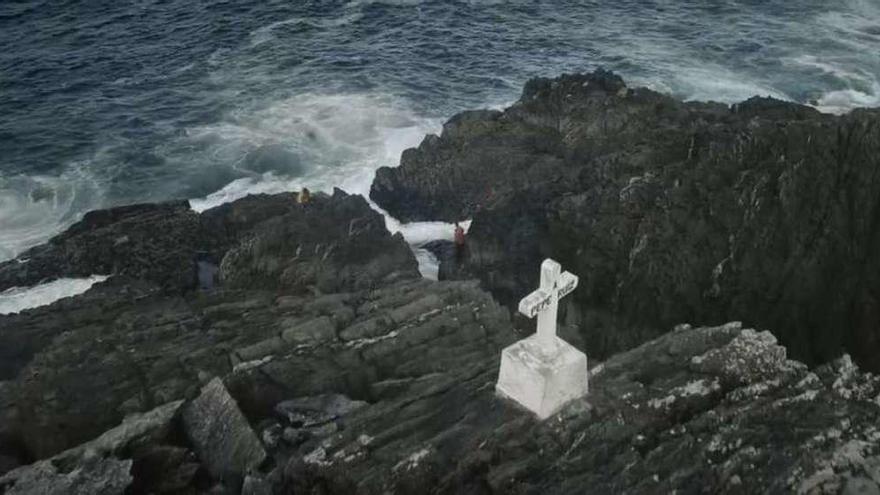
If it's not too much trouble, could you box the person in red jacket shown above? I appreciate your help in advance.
[454,221,466,262]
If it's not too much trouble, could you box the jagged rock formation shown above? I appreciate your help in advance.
[370,70,880,371]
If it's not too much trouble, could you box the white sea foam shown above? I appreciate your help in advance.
[189,92,440,212]
[0,275,109,315]
[187,92,465,277]
[814,85,880,115]
[378,206,471,279]
[250,12,364,47]
[788,55,880,114]
[414,249,440,280]
[0,165,104,262]
[669,66,790,104]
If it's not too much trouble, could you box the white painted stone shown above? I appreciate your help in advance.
[496,259,588,419]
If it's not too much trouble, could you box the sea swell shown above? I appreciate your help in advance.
[1,0,878,261]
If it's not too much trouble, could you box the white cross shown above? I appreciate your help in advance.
[518,259,579,346]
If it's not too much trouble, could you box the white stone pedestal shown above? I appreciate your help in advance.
[496,333,588,419]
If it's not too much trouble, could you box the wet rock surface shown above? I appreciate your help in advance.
[370,70,880,372]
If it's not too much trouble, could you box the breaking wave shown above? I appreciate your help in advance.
[188,92,440,212]
[0,275,109,315]
[0,167,104,261]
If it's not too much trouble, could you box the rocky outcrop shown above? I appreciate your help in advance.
[0,188,413,298]
[0,201,204,293]
[218,189,419,293]
[370,70,880,371]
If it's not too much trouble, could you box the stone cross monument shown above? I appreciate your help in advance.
[496,259,588,419]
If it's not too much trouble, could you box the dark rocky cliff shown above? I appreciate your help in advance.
[371,70,880,371]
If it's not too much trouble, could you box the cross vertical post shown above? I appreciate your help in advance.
[536,259,561,346]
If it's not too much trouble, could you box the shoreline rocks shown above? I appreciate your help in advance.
[370,69,880,373]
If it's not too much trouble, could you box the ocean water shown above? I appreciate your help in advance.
[1,0,879,262]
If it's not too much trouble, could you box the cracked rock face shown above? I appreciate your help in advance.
[370,70,880,372]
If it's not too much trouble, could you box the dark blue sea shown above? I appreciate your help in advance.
[1,0,879,260]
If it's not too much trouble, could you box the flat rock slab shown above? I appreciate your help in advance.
[182,378,266,479]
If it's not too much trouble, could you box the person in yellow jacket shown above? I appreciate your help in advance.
[298,187,311,205]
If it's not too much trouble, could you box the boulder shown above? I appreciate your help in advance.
[182,378,267,480]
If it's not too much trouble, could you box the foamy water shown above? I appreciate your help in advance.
[1,0,877,263]
[186,93,470,279]
[0,275,109,315]
[189,93,441,212]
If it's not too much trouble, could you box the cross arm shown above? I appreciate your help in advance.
[557,271,578,299]
[518,289,552,319]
